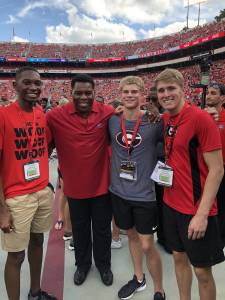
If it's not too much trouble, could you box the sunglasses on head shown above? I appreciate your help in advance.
[208,83,225,95]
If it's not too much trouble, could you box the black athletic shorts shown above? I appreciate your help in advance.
[163,203,225,268]
[111,192,158,235]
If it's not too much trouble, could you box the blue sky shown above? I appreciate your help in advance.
[0,0,224,44]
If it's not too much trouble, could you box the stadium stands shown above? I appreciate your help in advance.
[1,60,224,105]
[0,20,224,59]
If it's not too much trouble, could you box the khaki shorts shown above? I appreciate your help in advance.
[1,186,53,252]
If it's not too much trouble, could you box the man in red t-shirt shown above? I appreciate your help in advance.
[155,69,224,300]
[47,74,115,286]
[206,82,225,246]
[0,67,56,300]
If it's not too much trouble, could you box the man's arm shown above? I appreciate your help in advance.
[0,151,13,233]
[188,149,224,240]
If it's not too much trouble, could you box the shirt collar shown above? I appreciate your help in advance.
[67,100,99,115]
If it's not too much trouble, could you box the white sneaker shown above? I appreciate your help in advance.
[63,232,73,241]
[68,239,75,251]
[111,238,122,249]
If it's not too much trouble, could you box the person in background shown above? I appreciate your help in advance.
[147,87,172,254]
[54,97,74,250]
[109,99,123,249]
[206,82,225,247]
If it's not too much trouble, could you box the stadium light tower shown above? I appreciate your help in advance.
[184,0,207,28]
[197,0,207,26]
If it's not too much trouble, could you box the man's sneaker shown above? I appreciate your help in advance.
[28,290,57,300]
[63,232,72,241]
[111,238,122,249]
[68,239,75,250]
[154,291,166,300]
[118,274,146,299]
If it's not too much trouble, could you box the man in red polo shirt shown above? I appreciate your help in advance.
[206,82,225,246]
[46,74,114,286]
[155,69,224,300]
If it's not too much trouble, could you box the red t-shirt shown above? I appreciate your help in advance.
[217,109,225,164]
[0,102,49,199]
[162,103,221,216]
[46,101,114,199]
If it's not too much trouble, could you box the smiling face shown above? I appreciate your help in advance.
[14,70,42,105]
[156,81,185,115]
[72,81,95,116]
[121,84,142,109]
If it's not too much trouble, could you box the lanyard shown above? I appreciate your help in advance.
[16,102,37,157]
[164,103,189,162]
[121,112,142,158]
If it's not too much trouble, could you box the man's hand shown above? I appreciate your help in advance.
[205,107,219,122]
[145,105,161,123]
[115,105,124,114]
[0,205,14,233]
[188,214,208,240]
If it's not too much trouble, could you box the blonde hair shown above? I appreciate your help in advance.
[119,76,144,92]
[155,68,184,89]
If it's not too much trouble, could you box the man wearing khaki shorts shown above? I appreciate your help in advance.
[0,67,57,300]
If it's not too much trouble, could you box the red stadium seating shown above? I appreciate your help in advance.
[1,60,224,105]
[0,20,224,59]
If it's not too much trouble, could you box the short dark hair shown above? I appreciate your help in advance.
[15,66,39,80]
[208,82,225,95]
[71,74,95,89]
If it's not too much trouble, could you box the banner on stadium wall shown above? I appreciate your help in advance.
[7,57,27,62]
[67,59,79,62]
[27,58,49,62]
[47,58,63,62]
[168,46,180,52]
[27,58,67,63]
[86,57,125,63]
[138,49,169,58]
[179,31,225,49]
[126,55,139,60]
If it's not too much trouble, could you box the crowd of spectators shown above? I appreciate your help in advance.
[0,20,224,59]
[0,60,224,106]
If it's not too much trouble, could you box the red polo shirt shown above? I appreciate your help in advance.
[46,101,114,199]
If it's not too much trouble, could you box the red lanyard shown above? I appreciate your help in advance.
[16,102,37,156]
[121,112,142,157]
[164,103,189,162]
